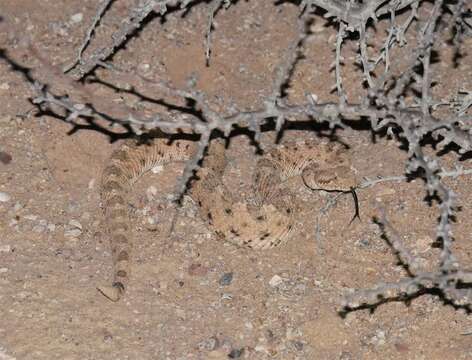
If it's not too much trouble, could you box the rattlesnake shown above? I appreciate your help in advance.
[98,132,357,301]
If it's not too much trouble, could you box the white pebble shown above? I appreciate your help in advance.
[70,13,83,23]
[221,293,233,300]
[146,185,158,200]
[68,219,82,229]
[269,275,284,287]
[64,228,82,238]
[0,192,10,202]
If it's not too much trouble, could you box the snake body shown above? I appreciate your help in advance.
[98,134,356,301]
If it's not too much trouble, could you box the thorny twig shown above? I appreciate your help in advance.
[12,0,472,311]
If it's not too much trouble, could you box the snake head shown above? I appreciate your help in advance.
[302,164,357,192]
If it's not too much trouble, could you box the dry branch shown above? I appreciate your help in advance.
[12,0,472,311]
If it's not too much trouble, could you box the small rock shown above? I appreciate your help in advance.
[221,293,233,300]
[24,214,37,221]
[64,228,82,238]
[0,82,9,91]
[0,151,12,165]
[138,63,150,72]
[0,268,8,273]
[356,238,371,248]
[70,13,83,23]
[218,272,233,286]
[146,185,158,201]
[47,223,56,232]
[69,219,82,229]
[366,329,386,347]
[103,331,113,342]
[269,274,284,287]
[197,336,219,351]
[0,192,10,202]
[146,216,158,227]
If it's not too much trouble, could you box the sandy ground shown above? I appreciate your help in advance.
[1,1,472,359]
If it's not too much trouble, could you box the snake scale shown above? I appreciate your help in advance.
[98,132,357,301]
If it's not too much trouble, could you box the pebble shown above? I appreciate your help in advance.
[218,272,233,286]
[197,336,219,351]
[221,293,233,300]
[269,274,284,287]
[68,219,82,229]
[0,151,12,165]
[0,82,9,91]
[0,268,8,273]
[146,185,158,201]
[64,228,82,238]
[367,329,386,347]
[0,192,11,202]
[70,13,83,23]
[138,63,150,72]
